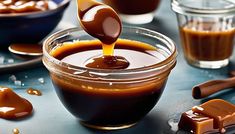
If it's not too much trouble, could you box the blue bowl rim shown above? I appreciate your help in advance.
[0,0,71,18]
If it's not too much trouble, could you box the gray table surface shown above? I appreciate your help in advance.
[1,0,235,133]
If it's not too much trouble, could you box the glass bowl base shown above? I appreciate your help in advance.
[186,58,229,69]
[80,121,137,130]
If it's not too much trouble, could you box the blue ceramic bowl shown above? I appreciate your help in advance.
[0,0,70,47]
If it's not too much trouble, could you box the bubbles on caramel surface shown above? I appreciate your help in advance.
[85,55,129,69]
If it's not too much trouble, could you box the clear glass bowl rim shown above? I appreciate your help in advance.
[43,26,177,80]
[171,0,235,16]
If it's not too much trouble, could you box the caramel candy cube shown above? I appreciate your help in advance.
[179,99,235,134]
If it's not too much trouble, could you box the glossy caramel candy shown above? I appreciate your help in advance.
[179,99,235,134]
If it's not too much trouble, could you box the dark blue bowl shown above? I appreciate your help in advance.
[0,0,70,47]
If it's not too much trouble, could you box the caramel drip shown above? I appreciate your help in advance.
[102,43,115,56]
[77,0,122,61]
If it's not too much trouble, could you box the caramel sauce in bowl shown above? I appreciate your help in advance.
[43,26,177,130]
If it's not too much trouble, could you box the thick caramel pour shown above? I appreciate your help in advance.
[77,0,129,69]
[0,87,33,119]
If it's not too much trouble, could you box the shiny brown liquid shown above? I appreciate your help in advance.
[0,0,54,13]
[103,0,160,15]
[52,39,164,69]
[85,55,129,69]
[50,39,168,126]
[9,44,42,54]
[77,0,126,68]
[180,21,235,61]
[27,88,42,96]
[0,87,33,119]
[77,0,122,45]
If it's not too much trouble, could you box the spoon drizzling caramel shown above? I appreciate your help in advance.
[77,0,122,45]
[77,0,130,69]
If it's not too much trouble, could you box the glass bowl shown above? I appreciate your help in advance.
[43,26,177,130]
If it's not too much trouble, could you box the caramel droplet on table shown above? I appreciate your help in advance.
[0,87,33,119]
[27,88,42,96]
[13,128,20,134]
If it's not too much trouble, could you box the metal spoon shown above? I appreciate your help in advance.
[77,0,122,45]
[0,43,43,74]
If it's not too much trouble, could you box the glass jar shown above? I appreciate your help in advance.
[172,0,235,69]
[102,0,161,24]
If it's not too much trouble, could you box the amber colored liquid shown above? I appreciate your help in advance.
[50,39,168,126]
[180,22,235,61]
[103,0,160,14]
[77,0,124,68]
[27,88,42,96]
[0,87,33,119]
[51,39,165,69]
[9,43,42,54]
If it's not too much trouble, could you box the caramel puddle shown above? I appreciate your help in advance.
[0,87,33,119]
